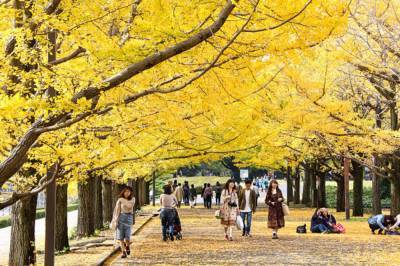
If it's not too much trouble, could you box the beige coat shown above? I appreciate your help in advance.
[174,186,184,201]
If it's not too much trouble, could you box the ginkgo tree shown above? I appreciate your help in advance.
[0,0,352,264]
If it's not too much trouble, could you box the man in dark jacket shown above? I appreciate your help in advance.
[238,179,257,237]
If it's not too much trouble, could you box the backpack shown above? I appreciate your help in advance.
[296,224,307,234]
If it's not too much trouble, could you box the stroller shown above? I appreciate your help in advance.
[166,209,183,240]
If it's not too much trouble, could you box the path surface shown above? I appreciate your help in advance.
[0,210,78,265]
[112,207,400,265]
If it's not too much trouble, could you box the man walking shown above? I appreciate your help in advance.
[174,183,184,208]
[238,179,257,237]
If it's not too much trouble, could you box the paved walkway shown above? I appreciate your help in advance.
[112,208,400,265]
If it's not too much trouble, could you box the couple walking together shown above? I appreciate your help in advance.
[220,179,285,240]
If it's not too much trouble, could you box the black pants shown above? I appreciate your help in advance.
[206,196,212,209]
[369,223,383,234]
[215,194,221,205]
[183,194,190,205]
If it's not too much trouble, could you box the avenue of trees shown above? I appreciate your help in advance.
[1,0,400,265]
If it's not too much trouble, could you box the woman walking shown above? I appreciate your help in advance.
[221,179,239,241]
[265,180,285,239]
[160,185,178,241]
[111,186,135,258]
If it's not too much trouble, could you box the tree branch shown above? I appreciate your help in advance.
[71,0,237,103]
[49,46,86,65]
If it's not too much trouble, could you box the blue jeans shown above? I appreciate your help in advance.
[240,212,252,234]
[116,213,133,240]
[311,224,328,233]
[160,208,175,238]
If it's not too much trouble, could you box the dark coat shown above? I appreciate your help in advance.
[265,188,285,229]
[311,213,336,230]
[238,189,257,212]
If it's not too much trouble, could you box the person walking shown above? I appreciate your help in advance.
[252,182,260,207]
[239,179,257,237]
[203,183,213,209]
[201,183,207,207]
[215,181,222,206]
[265,179,285,239]
[221,179,239,241]
[160,185,178,241]
[173,183,184,208]
[183,181,190,206]
[189,184,197,208]
[111,186,135,258]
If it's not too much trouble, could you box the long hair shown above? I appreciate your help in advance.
[119,186,133,200]
[224,179,236,191]
[384,215,396,226]
[267,179,280,197]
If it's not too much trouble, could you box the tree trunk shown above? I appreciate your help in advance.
[286,166,293,203]
[145,181,150,204]
[94,175,103,230]
[336,175,345,212]
[77,178,95,238]
[130,180,139,209]
[352,160,364,216]
[302,164,311,206]
[317,171,326,208]
[55,183,69,251]
[102,179,113,224]
[310,162,317,208]
[294,166,301,204]
[112,182,125,208]
[391,157,400,215]
[9,195,37,266]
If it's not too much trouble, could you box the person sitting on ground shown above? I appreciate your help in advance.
[389,214,400,231]
[311,208,336,233]
[368,214,395,234]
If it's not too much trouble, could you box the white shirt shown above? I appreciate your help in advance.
[390,214,400,230]
[241,189,251,212]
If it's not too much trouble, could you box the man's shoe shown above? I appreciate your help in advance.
[242,231,246,236]
[121,251,127,258]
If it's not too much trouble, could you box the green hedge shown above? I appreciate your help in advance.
[326,186,391,209]
[0,203,78,229]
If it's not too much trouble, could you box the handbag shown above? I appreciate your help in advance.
[333,223,345,233]
[236,215,244,230]
[282,203,290,216]
[214,209,221,219]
